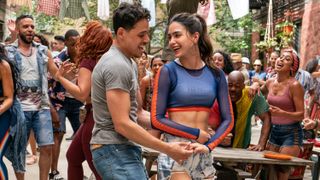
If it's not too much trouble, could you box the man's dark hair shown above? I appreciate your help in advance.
[112,2,150,34]
[64,29,79,41]
[16,14,33,25]
[54,35,65,42]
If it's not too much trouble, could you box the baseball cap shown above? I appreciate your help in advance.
[241,57,250,64]
[253,59,262,66]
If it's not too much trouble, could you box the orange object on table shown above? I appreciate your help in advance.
[263,152,293,160]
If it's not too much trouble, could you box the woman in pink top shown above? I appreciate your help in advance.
[260,48,304,180]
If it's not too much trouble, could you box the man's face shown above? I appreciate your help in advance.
[16,18,35,44]
[65,36,79,60]
[120,19,150,58]
[228,73,245,102]
[232,61,242,70]
[52,39,65,52]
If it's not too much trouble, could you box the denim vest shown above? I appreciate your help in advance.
[6,40,50,109]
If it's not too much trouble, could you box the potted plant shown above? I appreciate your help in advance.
[254,37,278,53]
[276,20,295,36]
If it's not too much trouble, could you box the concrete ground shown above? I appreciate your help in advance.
[4,120,315,179]
[5,121,92,180]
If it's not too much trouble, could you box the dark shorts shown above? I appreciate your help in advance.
[268,122,303,147]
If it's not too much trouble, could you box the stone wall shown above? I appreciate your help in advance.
[300,0,320,68]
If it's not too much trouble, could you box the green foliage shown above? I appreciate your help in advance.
[210,0,257,55]
[14,0,166,54]
[255,20,295,52]
[254,37,278,52]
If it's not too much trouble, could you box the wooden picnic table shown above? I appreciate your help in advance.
[312,146,320,180]
[142,146,314,179]
[212,147,313,167]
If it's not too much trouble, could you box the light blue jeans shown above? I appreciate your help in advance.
[24,109,54,146]
[91,144,148,180]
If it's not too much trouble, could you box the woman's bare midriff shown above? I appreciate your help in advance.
[169,111,209,132]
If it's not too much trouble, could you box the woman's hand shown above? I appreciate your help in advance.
[187,143,209,154]
[197,129,210,144]
[220,133,233,146]
[248,82,260,98]
[269,105,285,116]
[303,118,317,130]
[55,61,76,81]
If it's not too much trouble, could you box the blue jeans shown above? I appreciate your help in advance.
[91,144,148,180]
[55,97,82,133]
[24,109,54,146]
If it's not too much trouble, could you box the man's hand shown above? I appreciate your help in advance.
[7,19,16,34]
[248,144,265,151]
[197,129,210,144]
[167,142,193,164]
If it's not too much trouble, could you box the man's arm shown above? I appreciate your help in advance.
[136,88,152,129]
[107,89,192,162]
[47,50,58,79]
[252,111,271,151]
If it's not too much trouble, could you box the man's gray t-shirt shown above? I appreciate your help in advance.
[91,45,138,145]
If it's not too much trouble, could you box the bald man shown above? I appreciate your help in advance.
[223,71,271,151]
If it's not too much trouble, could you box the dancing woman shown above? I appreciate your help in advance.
[55,21,113,180]
[260,48,304,180]
[151,13,234,179]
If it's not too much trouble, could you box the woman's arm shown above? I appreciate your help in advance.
[260,78,272,97]
[0,61,14,115]
[56,62,91,102]
[205,69,234,151]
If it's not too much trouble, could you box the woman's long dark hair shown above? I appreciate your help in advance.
[0,44,18,94]
[169,13,220,77]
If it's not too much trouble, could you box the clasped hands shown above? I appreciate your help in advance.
[168,129,210,164]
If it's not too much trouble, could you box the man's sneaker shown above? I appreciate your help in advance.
[49,170,64,180]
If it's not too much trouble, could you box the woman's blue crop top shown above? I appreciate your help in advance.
[151,61,234,151]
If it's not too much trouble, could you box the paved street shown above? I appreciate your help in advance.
[5,122,92,180]
[4,121,314,179]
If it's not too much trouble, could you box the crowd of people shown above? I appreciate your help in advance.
[0,2,320,180]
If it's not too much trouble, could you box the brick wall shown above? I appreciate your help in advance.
[300,0,320,68]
